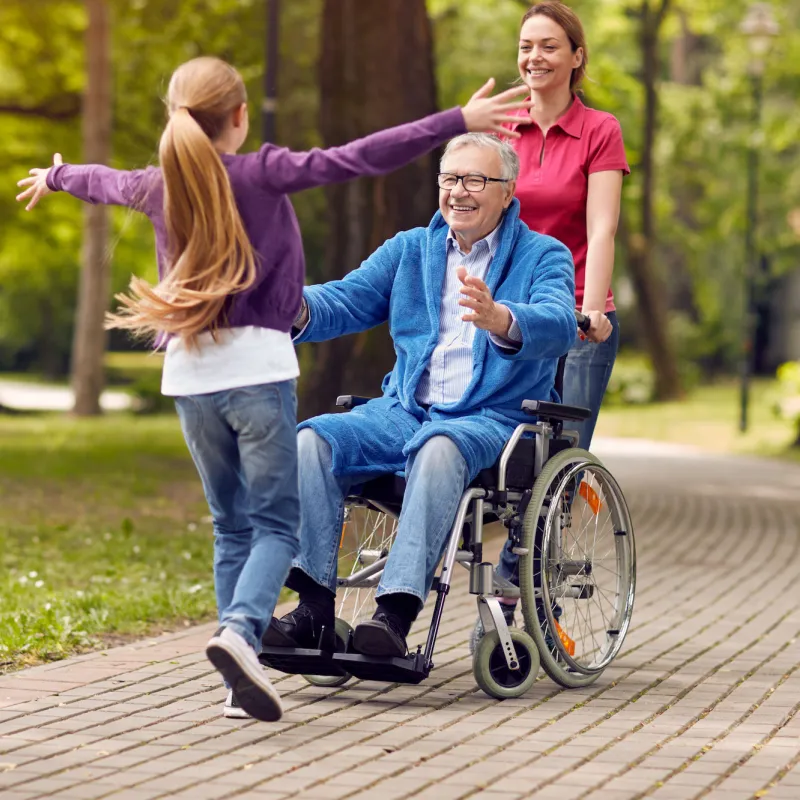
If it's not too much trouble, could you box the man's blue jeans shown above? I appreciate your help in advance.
[497,313,620,585]
[174,380,300,652]
[292,429,470,605]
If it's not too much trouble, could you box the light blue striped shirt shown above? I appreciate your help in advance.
[415,226,521,406]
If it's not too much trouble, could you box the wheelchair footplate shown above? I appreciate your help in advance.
[259,645,347,677]
[332,648,430,684]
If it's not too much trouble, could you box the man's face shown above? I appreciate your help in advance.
[439,145,515,246]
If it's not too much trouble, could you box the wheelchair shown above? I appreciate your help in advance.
[261,353,636,701]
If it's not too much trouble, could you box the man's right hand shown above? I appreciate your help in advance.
[461,79,533,139]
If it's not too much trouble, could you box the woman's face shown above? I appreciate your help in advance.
[518,15,583,94]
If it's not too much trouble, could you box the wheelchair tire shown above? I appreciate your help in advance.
[473,628,539,700]
[519,448,635,689]
[302,618,353,688]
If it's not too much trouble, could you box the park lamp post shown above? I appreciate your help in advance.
[739,2,778,434]
[263,0,280,143]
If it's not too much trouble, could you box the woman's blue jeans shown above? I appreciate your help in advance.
[174,380,300,652]
[497,313,620,585]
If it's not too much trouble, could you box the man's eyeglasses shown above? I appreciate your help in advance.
[437,173,510,193]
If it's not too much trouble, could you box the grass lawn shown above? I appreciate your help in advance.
[0,412,215,672]
[595,378,800,459]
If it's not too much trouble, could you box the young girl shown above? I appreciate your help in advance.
[17,56,531,722]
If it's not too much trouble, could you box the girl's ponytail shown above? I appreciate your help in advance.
[107,57,256,348]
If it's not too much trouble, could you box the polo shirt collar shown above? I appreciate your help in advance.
[553,94,586,139]
[447,222,502,257]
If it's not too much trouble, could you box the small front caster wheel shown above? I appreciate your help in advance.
[303,618,353,688]
[472,628,539,699]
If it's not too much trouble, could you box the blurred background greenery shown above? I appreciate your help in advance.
[2,0,800,668]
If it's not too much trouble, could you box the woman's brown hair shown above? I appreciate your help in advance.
[106,57,257,348]
[521,1,588,91]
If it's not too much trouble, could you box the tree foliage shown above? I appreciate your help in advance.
[1,0,799,390]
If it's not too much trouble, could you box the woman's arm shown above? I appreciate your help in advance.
[253,80,532,194]
[582,169,623,342]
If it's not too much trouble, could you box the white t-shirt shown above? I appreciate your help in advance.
[161,326,299,397]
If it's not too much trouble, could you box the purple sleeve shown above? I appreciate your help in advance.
[46,164,153,210]
[251,107,466,194]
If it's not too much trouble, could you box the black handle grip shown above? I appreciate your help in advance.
[575,311,591,333]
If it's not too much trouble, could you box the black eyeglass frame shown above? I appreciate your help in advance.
[436,173,510,193]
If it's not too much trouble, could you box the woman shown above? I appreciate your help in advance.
[474,1,630,649]
[511,0,628,448]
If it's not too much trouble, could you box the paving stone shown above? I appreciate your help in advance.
[0,449,799,798]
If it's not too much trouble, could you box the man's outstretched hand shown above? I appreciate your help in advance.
[457,265,512,338]
[16,153,62,211]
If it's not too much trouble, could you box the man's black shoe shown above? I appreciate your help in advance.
[352,611,408,658]
[262,605,336,652]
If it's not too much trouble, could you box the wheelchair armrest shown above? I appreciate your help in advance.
[336,395,372,410]
[521,399,591,423]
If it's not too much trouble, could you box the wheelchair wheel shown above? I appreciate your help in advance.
[519,448,635,689]
[473,628,540,699]
[302,618,353,688]
[336,503,399,628]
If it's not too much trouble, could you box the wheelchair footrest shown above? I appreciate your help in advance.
[331,651,430,684]
[259,646,347,677]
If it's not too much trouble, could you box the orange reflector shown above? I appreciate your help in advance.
[339,522,347,548]
[554,620,575,656]
[579,481,603,515]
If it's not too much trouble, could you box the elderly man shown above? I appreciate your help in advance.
[266,133,575,658]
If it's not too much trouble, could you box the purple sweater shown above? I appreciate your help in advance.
[47,107,466,333]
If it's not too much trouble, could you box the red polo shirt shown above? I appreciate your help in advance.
[508,96,629,313]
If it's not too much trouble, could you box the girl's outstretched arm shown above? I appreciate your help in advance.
[253,79,533,195]
[17,153,151,211]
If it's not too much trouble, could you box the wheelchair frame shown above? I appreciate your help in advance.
[260,396,635,692]
[335,403,577,679]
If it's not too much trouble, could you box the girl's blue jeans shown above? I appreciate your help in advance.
[174,380,300,652]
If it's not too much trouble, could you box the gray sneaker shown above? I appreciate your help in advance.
[468,604,518,654]
[206,627,283,722]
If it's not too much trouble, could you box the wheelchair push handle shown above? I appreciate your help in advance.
[575,311,591,334]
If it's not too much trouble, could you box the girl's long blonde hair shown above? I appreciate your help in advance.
[106,57,257,348]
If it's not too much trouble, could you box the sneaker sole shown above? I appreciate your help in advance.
[223,705,252,720]
[206,639,282,723]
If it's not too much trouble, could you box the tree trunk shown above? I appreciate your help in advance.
[623,0,683,401]
[299,0,438,420]
[71,0,112,416]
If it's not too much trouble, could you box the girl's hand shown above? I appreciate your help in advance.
[461,79,532,139]
[581,310,612,343]
[16,153,63,211]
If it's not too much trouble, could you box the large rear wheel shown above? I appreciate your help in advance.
[519,448,636,688]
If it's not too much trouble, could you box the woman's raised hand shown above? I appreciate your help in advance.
[16,153,63,211]
[461,79,532,139]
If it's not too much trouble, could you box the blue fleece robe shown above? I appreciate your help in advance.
[295,199,576,481]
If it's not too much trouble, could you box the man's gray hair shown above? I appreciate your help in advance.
[440,133,520,181]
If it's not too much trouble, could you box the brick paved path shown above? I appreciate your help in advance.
[1,441,799,800]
